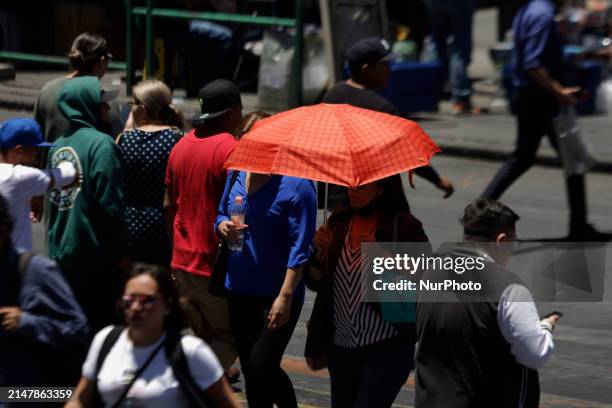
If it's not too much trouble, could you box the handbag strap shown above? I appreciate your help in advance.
[111,337,166,408]
[228,170,240,191]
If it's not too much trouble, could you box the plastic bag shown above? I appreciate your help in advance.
[257,27,330,110]
[554,106,596,176]
[595,78,612,114]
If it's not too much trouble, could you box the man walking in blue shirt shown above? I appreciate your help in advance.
[482,0,600,240]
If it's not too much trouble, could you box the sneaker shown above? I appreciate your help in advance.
[568,224,610,242]
[451,101,484,116]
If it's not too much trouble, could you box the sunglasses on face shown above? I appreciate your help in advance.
[121,294,158,310]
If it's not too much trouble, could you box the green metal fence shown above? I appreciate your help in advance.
[126,0,304,105]
[0,1,304,106]
[0,50,127,70]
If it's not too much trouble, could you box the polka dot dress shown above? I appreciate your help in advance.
[118,128,182,242]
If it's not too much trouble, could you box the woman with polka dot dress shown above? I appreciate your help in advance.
[117,80,185,265]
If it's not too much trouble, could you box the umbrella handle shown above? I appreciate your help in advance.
[323,182,329,228]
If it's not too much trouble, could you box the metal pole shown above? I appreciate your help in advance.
[125,0,134,95]
[145,0,155,79]
[324,182,329,227]
[131,7,296,26]
[292,0,304,107]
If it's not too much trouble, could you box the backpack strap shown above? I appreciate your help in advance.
[95,325,125,376]
[90,325,124,407]
[165,332,210,408]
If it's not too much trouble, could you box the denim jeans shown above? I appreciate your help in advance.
[427,0,476,103]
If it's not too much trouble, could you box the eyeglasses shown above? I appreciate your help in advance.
[121,294,158,310]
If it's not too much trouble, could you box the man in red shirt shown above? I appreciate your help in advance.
[164,79,242,375]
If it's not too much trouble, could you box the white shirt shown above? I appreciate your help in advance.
[82,326,224,408]
[0,164,51,252]
[497,284,555,370]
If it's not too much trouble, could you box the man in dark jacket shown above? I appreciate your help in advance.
[0,194,88,387]
[415,198,559,407]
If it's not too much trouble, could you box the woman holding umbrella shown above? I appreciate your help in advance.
[221,103,440,407]
[303,175,431,407]
[214,113,317,408]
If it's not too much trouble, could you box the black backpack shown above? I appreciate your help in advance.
[94,326,210,407]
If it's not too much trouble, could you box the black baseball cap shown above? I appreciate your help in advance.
[191,79,242,123]
[346,37,398,72]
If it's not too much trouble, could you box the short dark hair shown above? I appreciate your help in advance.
[461,198,519,241]
[68,33,109,73]
[0,194,13,233]
[119,263,187,335]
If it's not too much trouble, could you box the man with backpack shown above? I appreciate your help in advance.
[0,194,88,387]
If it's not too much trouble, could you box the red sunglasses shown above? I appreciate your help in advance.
[121,294,158,310]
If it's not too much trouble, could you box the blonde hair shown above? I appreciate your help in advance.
[132,80,185,129]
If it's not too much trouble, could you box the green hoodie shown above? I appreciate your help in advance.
[47,76,128,266]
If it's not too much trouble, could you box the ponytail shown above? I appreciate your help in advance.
[163,104,186,129]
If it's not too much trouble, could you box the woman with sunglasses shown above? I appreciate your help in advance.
[117,80,185,265]
[66,263,240,408]
[303,176,432,407]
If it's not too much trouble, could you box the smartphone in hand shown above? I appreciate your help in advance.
[541,311,564,320]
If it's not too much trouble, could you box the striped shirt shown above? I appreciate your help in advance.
[332,229,397,348]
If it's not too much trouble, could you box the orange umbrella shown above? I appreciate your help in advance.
[225,103,440,188]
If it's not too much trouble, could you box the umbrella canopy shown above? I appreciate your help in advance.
[225,103,440,188]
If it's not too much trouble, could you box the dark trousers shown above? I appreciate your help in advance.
[428,0,476,103]
[328,337,415,408]
[227,292,302,408]
[48,262,122,387]
[482,88,587,232]
[60,262,122,335]
[131,239,172,266]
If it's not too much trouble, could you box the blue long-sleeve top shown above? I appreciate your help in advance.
[512,0,564,89]
[215,173,317,301]
[0,247,89,386]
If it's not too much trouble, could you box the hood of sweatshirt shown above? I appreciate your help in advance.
[58,76,103,131]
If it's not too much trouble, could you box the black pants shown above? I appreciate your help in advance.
[227,292,302,408]
[328,336,415,408]
[54,262,122,386]
[482,88,587,232]
[60,262,122,335]
[131,238,172,266]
